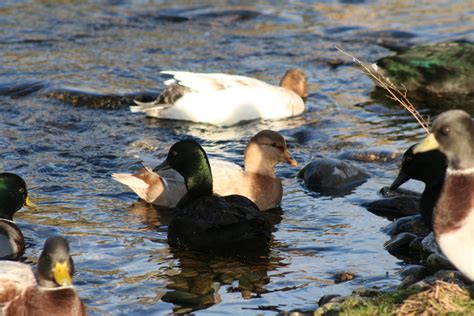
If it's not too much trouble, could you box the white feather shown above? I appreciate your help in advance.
[437,209,474,280]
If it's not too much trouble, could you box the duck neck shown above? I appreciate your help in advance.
[244,144,276,177]
[184,156,214,200]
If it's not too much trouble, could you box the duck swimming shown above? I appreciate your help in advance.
[0,236,85,315]
[130,69,308,126]
[413,109,474,280]
[112,130,297,210]
[0,173,35,260]
[161,140,271,257]
[389,144,447,229]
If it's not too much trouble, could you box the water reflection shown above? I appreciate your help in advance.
[162,249,286,313]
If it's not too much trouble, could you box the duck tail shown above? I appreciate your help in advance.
[130,99,170,113]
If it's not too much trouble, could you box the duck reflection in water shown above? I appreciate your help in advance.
[161,249,286,313]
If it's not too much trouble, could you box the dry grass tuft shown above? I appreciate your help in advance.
[336,46,430,134]
[396,280,471,315]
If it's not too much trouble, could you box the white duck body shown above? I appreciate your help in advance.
[131,71,306,127]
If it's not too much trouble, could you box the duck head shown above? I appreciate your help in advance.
[244,130,297,176]
[414,110,474,170]
[0,173,35,220]
[279,68,308,102]
[158,140,213,199]
[37,236,74,288]
[390,144,447,190]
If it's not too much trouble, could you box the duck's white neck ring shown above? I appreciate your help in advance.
[447,167,474,175]
[0,218,16,224]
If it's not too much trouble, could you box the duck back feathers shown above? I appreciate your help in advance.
[168,194,271,257]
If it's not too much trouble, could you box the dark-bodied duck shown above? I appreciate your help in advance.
[0,173,35,260]
[130,69,308,126]
[413,109,474,280]
[113,130,297,210]
[389,144,447,229]
[376,41,474,95]
[0,236,85,315]
[161,140,271,257]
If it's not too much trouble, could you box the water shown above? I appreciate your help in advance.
[0,1,472,314]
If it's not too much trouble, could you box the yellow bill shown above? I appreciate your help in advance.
[24,196,37,209]
[413,133,439,154]
[53,261,72,286]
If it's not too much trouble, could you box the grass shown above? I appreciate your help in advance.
[317,281,474,315]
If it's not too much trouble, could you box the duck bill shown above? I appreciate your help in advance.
[153,159,171,172]
[282,150,298,167]
[389,171,410,190]
[24,197,37,209]
[53,261,72,286]
[413,134,439,154]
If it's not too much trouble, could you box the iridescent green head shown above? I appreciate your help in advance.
[0,173,34,220]
[163,140,213,199]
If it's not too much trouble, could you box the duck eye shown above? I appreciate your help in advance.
[441,127,450,136]
[271,143,277,148]
[18,188,25,194]
[171,151,178,157]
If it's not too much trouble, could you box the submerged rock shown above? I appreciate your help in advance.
[334,271,356,283]
[338,150,400,163]
[298,158,370,195]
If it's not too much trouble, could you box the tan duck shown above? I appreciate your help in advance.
[113,130,297,210]
[0,173,35,260]
[0,236,85,315]
[130,69,308,126]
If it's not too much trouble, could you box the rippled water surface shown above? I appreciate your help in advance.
[0,1,473,315]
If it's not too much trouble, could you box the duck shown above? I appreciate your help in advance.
[0,236,85,315]
[130,69,308,126]
[413,109,474,281]
[112,130,297,210]
[0,173,35,260]
[161,140,272,257]
[376,41,474,95]
[389,144,447,229]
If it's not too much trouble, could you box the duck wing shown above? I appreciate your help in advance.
[160,71,271,93]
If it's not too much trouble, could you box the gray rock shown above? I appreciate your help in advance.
[379,186,421,198]
[408,279,433,291]
[318,294,342,306]
[400,265,431,279]
[421,233,440,254]
[384,232,418,254]
[399,274,419,288]
[382,215,430,237]
[362,195,419,219]
[408,237,424,253]
[298,158,370,195]
[426,253,455,271]
[434,270,469,284]
[352,288,380,297]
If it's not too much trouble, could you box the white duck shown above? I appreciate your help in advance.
[130,69,308,127]
[112,130,297,210]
